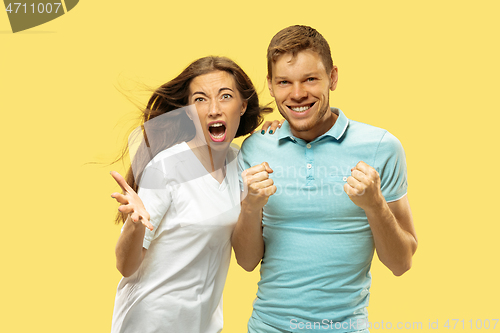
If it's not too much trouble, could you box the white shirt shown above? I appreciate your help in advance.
[111,142,240,333]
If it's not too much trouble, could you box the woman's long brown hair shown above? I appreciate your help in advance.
[114,56,272,224]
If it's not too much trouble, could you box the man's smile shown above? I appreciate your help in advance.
[287,102,315,112]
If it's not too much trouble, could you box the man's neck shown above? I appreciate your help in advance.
[292,109,338,143]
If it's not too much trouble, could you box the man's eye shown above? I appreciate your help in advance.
[278,81,289,85]
[307,77,316,82]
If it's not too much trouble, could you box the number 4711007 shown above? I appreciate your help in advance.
[6,3,62,14]
[443,319,498,329]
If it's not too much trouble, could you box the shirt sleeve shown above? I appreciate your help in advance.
[374,131,408,203]
[237,150,245,193]
[237,139,256,193]
[136,163,172,249]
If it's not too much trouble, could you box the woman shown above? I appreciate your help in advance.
[110,56,281,333]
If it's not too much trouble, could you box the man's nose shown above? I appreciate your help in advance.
[291,83,307,100]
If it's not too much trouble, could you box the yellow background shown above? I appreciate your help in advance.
[1,1,499,332]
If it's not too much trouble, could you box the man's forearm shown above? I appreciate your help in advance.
[365,198,417,276]
[232,202,265,272]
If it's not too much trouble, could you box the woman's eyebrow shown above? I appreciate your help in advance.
[192,88,234,96]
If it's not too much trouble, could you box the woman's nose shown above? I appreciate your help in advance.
[208,101,222,117]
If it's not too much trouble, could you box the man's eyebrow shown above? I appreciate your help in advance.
[303,72,320,77]
[274,73,321,81]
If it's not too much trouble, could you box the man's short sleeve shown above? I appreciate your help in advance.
[136,164,172,249]
[237,149,249,193]
[374,131,408,203]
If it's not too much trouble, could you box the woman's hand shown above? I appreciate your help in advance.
[110,171,154,231]
[241,162,276,208]
[257,119,285,135]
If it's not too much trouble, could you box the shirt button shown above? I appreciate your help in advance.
[343,176,348,181]
[307,164,312,169]
[306,144,311,149]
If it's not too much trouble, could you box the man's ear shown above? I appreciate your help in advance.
[329,66,339,91]
[267,76,275,98]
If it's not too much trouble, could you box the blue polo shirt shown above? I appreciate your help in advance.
[238,108,408,332]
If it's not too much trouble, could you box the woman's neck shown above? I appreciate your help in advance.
[186,137,228,180]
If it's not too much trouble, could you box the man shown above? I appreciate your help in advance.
[232,25,418,333]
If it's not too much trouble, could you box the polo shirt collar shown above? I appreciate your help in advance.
[278,107,349,142]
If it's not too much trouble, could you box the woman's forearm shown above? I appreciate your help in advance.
[115,216,147,277]
[232,203,265,272]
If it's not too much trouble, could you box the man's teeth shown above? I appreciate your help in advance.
[290,105,311,112]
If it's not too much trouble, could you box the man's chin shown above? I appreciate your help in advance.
[287,119,315,133]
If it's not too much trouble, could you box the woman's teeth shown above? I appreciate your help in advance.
[209,123,226,139]
[211,132,224,139]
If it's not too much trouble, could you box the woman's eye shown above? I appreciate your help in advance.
[194,97,205,102]
[221,94,232,99]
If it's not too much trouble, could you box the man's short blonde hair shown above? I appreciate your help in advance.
[267,25,334,78]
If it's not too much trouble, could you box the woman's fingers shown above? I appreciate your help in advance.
[267,119,284,134]
[259,120,272,134]
[259,119,284,134]
[110,171,133,193]
[129,211,154,231]
[242,163,269,185]
[111,193,129,205]
[110,171,153,231]
[130,212,140,223]
[118,204,134,215]
[250,119,285,135]
[248,178,274,190]
[142,219,154,231]
[261,161,273,174]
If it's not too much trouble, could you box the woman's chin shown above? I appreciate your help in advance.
[208,140,230,151]
[207,131,234,149]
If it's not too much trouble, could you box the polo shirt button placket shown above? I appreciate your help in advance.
[305,142,314,184]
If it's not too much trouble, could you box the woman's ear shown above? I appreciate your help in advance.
[241,101,248,116]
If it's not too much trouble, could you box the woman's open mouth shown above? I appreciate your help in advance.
[208,121,227,142]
